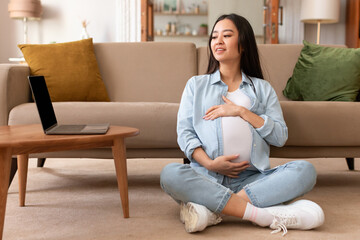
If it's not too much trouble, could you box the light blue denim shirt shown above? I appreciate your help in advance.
[177,70,288,183]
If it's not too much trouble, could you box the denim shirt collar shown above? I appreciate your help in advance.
[209,69,253,87]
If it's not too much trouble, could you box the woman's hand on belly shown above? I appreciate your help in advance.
[208,155,251,178]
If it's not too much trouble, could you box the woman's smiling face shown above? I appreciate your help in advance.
[210,19,241,64]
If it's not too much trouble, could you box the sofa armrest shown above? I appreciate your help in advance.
[0,64,31,125]
[281,101,360,146]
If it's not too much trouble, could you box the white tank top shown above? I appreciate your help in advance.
[221,89,253,163]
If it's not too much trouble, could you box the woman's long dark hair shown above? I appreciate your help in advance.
[207,14,263,81]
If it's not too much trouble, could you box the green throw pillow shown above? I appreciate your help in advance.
[283,40,360,101]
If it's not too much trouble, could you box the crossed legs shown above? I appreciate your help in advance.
[160,160,323,234]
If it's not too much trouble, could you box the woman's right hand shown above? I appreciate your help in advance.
[208,155,251,178]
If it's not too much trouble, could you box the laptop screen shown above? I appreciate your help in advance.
[28,76,58,131]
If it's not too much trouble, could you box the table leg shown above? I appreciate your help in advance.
[8,158,17,188]
[0,148,12,240]
[17,154,29,207]
[112,138,129,218]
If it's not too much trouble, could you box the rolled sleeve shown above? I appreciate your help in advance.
[256,114,275,138]
[183,138,202,161]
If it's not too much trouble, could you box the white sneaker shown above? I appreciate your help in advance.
[265,200,325,236]
[180,202,222,233]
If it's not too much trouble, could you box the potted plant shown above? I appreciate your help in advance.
[198,23,208,36]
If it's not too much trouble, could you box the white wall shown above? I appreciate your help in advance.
[1,0,120,63]
[38,0,118,44]
[0,0,348,63]
[0,0,20,62]
[208,0,263,37]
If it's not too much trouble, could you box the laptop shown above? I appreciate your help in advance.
[28,75,110,135]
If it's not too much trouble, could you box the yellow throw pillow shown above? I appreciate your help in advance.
[19,38,110,102]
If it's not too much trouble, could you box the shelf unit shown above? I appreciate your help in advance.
[155,34,208,37]
[154,12,207,16]
[154,12,208,38]
[153,0,208,46]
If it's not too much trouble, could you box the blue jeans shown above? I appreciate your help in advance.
[160,160,317,213]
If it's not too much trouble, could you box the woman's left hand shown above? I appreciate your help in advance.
[203,96,243,120]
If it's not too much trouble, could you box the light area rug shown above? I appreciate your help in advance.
[4,157,360,240]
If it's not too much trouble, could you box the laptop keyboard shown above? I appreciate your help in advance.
[53,125,86,133]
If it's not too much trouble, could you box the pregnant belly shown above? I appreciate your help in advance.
[221,116,252,163]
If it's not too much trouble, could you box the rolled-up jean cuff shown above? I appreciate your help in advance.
[244,185,260,207]
[214,188,233,213]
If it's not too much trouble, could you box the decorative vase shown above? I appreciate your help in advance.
[81,27,89,39]
[81,20,90,39]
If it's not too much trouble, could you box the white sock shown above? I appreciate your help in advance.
[242,202,273,227]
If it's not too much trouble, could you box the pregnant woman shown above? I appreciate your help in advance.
[160,13,324,236]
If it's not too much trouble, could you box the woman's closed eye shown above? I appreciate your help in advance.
[211,34,232,40]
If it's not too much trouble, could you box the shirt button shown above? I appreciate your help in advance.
[253,144,256,147]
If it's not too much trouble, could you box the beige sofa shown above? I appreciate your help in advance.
[1,42,358,170]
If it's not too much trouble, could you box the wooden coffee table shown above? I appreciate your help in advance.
[0,124,139,240]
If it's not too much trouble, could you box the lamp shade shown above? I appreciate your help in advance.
[8,0,42,20]
[300,0,340,24]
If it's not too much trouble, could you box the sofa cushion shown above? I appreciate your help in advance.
[18,38,110,102]
[8,102,179,148]
[197,47,209,75]
[283,41,360,101]
[197,44,305,101]
[257,44,304,101]
[93,42,197,103]
[280,101,360,146]
[9,101,360,148]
